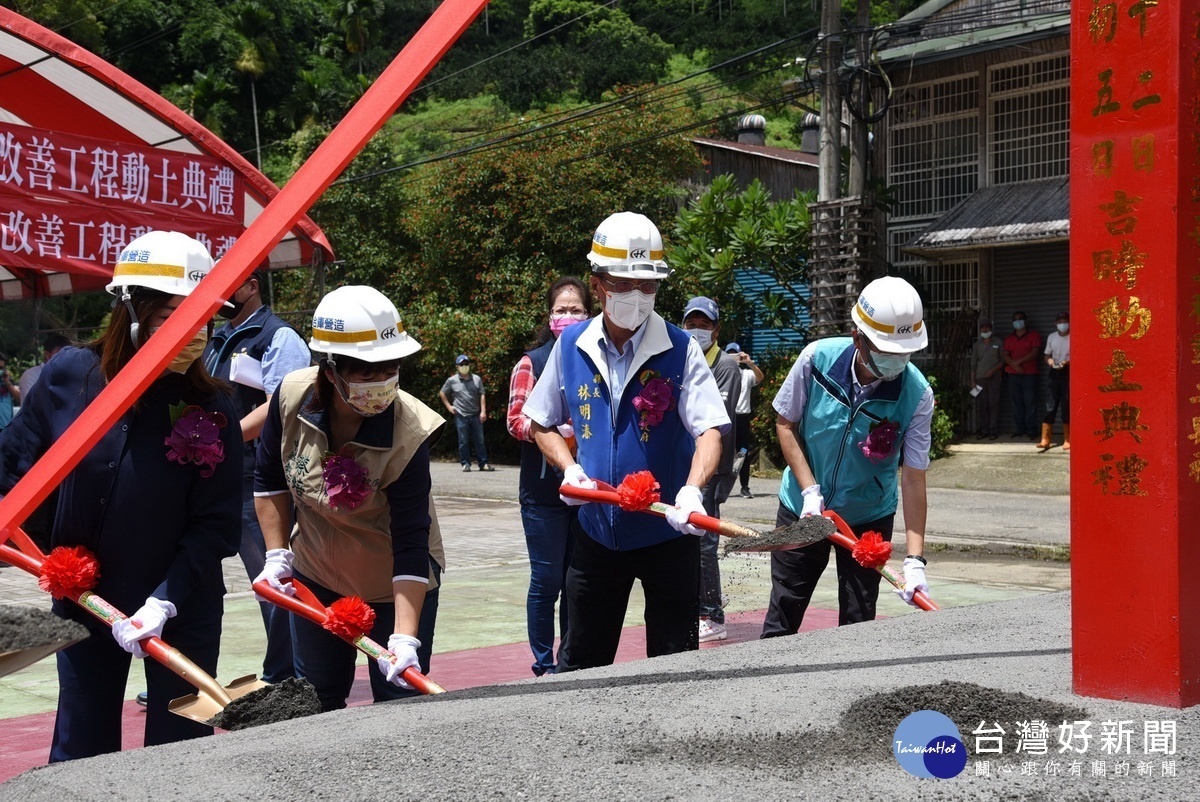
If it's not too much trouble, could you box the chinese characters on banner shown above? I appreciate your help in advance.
[968,718,1178,779]
[0,121,244,276]
[1073,0,1200,705]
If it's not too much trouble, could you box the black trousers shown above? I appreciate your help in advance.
[761,505,895,637]
[557,529,699,672]
[734,413,755,490]
[1043,366,1070,425]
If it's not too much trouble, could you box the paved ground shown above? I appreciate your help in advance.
[0,442,1074,785]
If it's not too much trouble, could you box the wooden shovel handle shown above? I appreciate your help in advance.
[558,484,762,539]
[253,579,445,695]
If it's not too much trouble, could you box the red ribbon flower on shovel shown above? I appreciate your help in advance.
[323,452,371,510]
[632,371,676,442]
[859,419,900,463]
[851,530,892,569]
[38,545,101,600]
[165,404,227,477]
[323,596,376,640]
[616,470,661,511]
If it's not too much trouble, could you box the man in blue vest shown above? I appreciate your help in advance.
[524,211,731,670]
[762,276,933,637]
[203,266,311,682]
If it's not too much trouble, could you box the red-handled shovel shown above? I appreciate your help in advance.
[0,540,268,722]
[253,578,445,695]
[820,510,939,612]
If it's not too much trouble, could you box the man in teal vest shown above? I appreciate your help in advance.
[525,211,730,670]
[762,276,934,637]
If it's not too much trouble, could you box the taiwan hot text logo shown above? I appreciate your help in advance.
[893,710,968,779]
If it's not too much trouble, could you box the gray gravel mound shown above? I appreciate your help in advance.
[3,593,1195,801]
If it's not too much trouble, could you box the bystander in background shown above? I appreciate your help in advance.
[968,321,1003,440]
[440,355,493,472]
[726,342,763,497]
[18,333,70,399]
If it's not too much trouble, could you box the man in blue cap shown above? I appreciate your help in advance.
[682,296,741,643]
[440,354,493,471]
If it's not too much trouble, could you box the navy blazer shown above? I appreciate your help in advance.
[0,347,241,625]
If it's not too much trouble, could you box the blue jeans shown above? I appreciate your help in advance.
[1008,373,1038,436]
[291,563,441,711]
[698,479,724,623]
[238,477,295,684]
[521,502,577,675]
[454,413,489,467]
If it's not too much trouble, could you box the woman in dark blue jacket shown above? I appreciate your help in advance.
[0,231,241,762]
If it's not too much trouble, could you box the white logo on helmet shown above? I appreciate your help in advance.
[381,326,397,340]
[630,248,648,259]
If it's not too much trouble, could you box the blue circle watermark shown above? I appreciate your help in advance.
[893,710,968,779]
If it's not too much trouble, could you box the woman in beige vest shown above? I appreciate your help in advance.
[252,286,445,711]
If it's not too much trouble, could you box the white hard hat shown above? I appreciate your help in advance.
[586,211,671,280]
[309,285,421,362]
[106,230,214,298]
[851,276,928,354]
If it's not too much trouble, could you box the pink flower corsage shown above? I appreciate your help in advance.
[323,452,371,510]
[165,404,227,477]
[859,419,900,463]
[632,370,676,441]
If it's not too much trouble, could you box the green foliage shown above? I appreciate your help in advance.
[745,345,796,468]
[670,174,814,339]
[924,373,961,461]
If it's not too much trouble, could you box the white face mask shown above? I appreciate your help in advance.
[686,328,714,351]
[605,289,655,331]
[339,375,399,417]
[1057,323,1069,334]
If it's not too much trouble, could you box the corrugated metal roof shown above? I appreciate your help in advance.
[877,13,1068,66]
[905,177,1068,255]
[692,138,819,167]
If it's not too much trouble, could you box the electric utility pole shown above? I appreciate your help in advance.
[818,0,841,202]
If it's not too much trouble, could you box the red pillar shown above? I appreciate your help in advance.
[1071,1,1200,707]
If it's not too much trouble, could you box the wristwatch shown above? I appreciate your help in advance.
[906,554,927,565]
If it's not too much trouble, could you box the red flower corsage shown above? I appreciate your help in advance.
[38,545,101,600]
[632,370,676,441]
[859,419,900,463]
[165,404,227,477]
[323,452,371,510]
[323,596,376,640]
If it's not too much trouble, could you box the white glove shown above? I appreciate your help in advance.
[556,423,575,439]
[896,556,929,606]
[800,484,824,518]
[376,634,421,689]
[664,484,706,537]
[253,548,295,601]
[559,463,597,506]
[112,597,177,659]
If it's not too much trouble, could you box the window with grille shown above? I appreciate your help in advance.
[887,76,980,221]
[988,54,1070,184]
[888,226,979,360]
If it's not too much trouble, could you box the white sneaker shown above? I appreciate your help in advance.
[699,617,727,643]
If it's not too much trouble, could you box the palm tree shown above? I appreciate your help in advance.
[334,0,384,76]
[225,1,279,169]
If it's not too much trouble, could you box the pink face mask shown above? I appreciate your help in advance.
[550,313,588,337]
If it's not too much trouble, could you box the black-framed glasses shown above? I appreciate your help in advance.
[600,277,659,295]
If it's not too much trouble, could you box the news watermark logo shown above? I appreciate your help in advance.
[893,710,968,779]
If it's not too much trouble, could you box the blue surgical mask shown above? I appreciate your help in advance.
[862,349,911,381]
[1056,323,1069,334]
[1013,320,1026,331]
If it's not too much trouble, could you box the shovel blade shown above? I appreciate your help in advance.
[168,674,269,724]
[722,517,837,554]
[0,636,86,679]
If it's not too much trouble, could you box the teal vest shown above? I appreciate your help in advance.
[778,338,928,527]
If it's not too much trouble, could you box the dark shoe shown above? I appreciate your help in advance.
[988,433,999,440]
[480,464,495,472]
[136,691,148,707]
[740,487,753,499]
[462,464,471,472]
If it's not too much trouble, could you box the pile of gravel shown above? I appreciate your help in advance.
[0,605,87,653]
[206,677,323,731]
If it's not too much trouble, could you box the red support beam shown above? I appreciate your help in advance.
[1071,0,1200,706]
[0,0,489,544]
